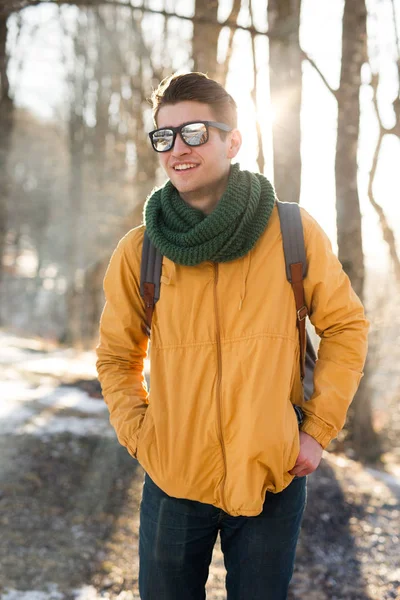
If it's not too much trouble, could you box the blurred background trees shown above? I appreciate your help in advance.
[0,0,399,462]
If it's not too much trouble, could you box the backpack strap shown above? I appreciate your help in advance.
[140,230,163,337]
[276,200,309,381]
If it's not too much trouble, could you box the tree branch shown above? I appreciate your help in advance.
[390,0,400,60]
[218,0,241,87]
[300,49,338,99]
[367,71,400,284]
[224,0,242,27]
[0,0,274,38]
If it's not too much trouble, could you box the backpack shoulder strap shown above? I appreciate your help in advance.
[140,230,163,337]
[276,200,309,381]
[276,200,307,281]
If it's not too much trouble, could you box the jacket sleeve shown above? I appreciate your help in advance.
[300,210,369,448]
[96,228,149,458]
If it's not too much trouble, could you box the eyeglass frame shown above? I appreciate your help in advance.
[148,120,233,153]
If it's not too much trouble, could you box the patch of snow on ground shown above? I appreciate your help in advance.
[73,585,111,599]
[2,587,139,600]
[0,383,111,438]
[0,403,38,431]
[17,353,98,379]
[325,451,400,498]
[0,380,56,404]
[39,387,108,414]
[0,344,44,365]
[0,331,114,439]
[18,414,113,438]
[2,586,64,600]
[0,332,97,378]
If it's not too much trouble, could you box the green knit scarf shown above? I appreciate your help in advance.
[143,163,276,266]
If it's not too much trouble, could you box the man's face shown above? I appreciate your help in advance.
[155,101,241,208]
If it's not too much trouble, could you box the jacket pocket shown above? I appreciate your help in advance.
[136,403,154,464]
[284,401,300,473]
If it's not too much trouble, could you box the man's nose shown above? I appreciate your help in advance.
[171,134,191,155]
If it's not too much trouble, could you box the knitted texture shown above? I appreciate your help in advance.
[143,163,276,266]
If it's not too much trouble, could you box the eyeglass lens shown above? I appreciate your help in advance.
[152,122,208,152]
[152,129,174,152]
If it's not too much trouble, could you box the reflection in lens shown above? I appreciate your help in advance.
[182,123,208,146]
[153,129,173,151]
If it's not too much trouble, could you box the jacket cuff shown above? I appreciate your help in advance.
[300,415,336,449]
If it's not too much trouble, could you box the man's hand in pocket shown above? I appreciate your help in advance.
[289,431,323,477]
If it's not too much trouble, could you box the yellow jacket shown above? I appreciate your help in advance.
[96,205,368,517]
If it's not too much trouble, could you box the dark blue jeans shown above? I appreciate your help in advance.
[139,474,307,600]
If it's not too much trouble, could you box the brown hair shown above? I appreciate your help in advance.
[150,72,237,129]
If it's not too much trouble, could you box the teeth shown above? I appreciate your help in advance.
[174,164,197,171]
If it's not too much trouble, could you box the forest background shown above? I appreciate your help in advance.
[0,1,400,599]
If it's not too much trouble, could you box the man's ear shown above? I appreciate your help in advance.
[227,129,242,159]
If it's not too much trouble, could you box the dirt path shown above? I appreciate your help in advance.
[1,429,399,600]
[0,334,399,599]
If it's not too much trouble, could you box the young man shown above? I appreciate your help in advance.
[96,72,369,600]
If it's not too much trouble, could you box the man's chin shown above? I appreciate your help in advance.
[170,180,196,195]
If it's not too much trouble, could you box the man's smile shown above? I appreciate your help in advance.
[172,163,199,171]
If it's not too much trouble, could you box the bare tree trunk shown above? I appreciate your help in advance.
[0,13,13,318]
[335,0,365,299]
[64,114,84,346]
[192,0,219,78]
[64,13,87,346]
[336,0,381,462]
[267,0,302,202]
[347,358,381,462]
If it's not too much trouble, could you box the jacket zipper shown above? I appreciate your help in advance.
[213,263,228,512]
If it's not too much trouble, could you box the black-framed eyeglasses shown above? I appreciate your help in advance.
[149,121,232,153]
